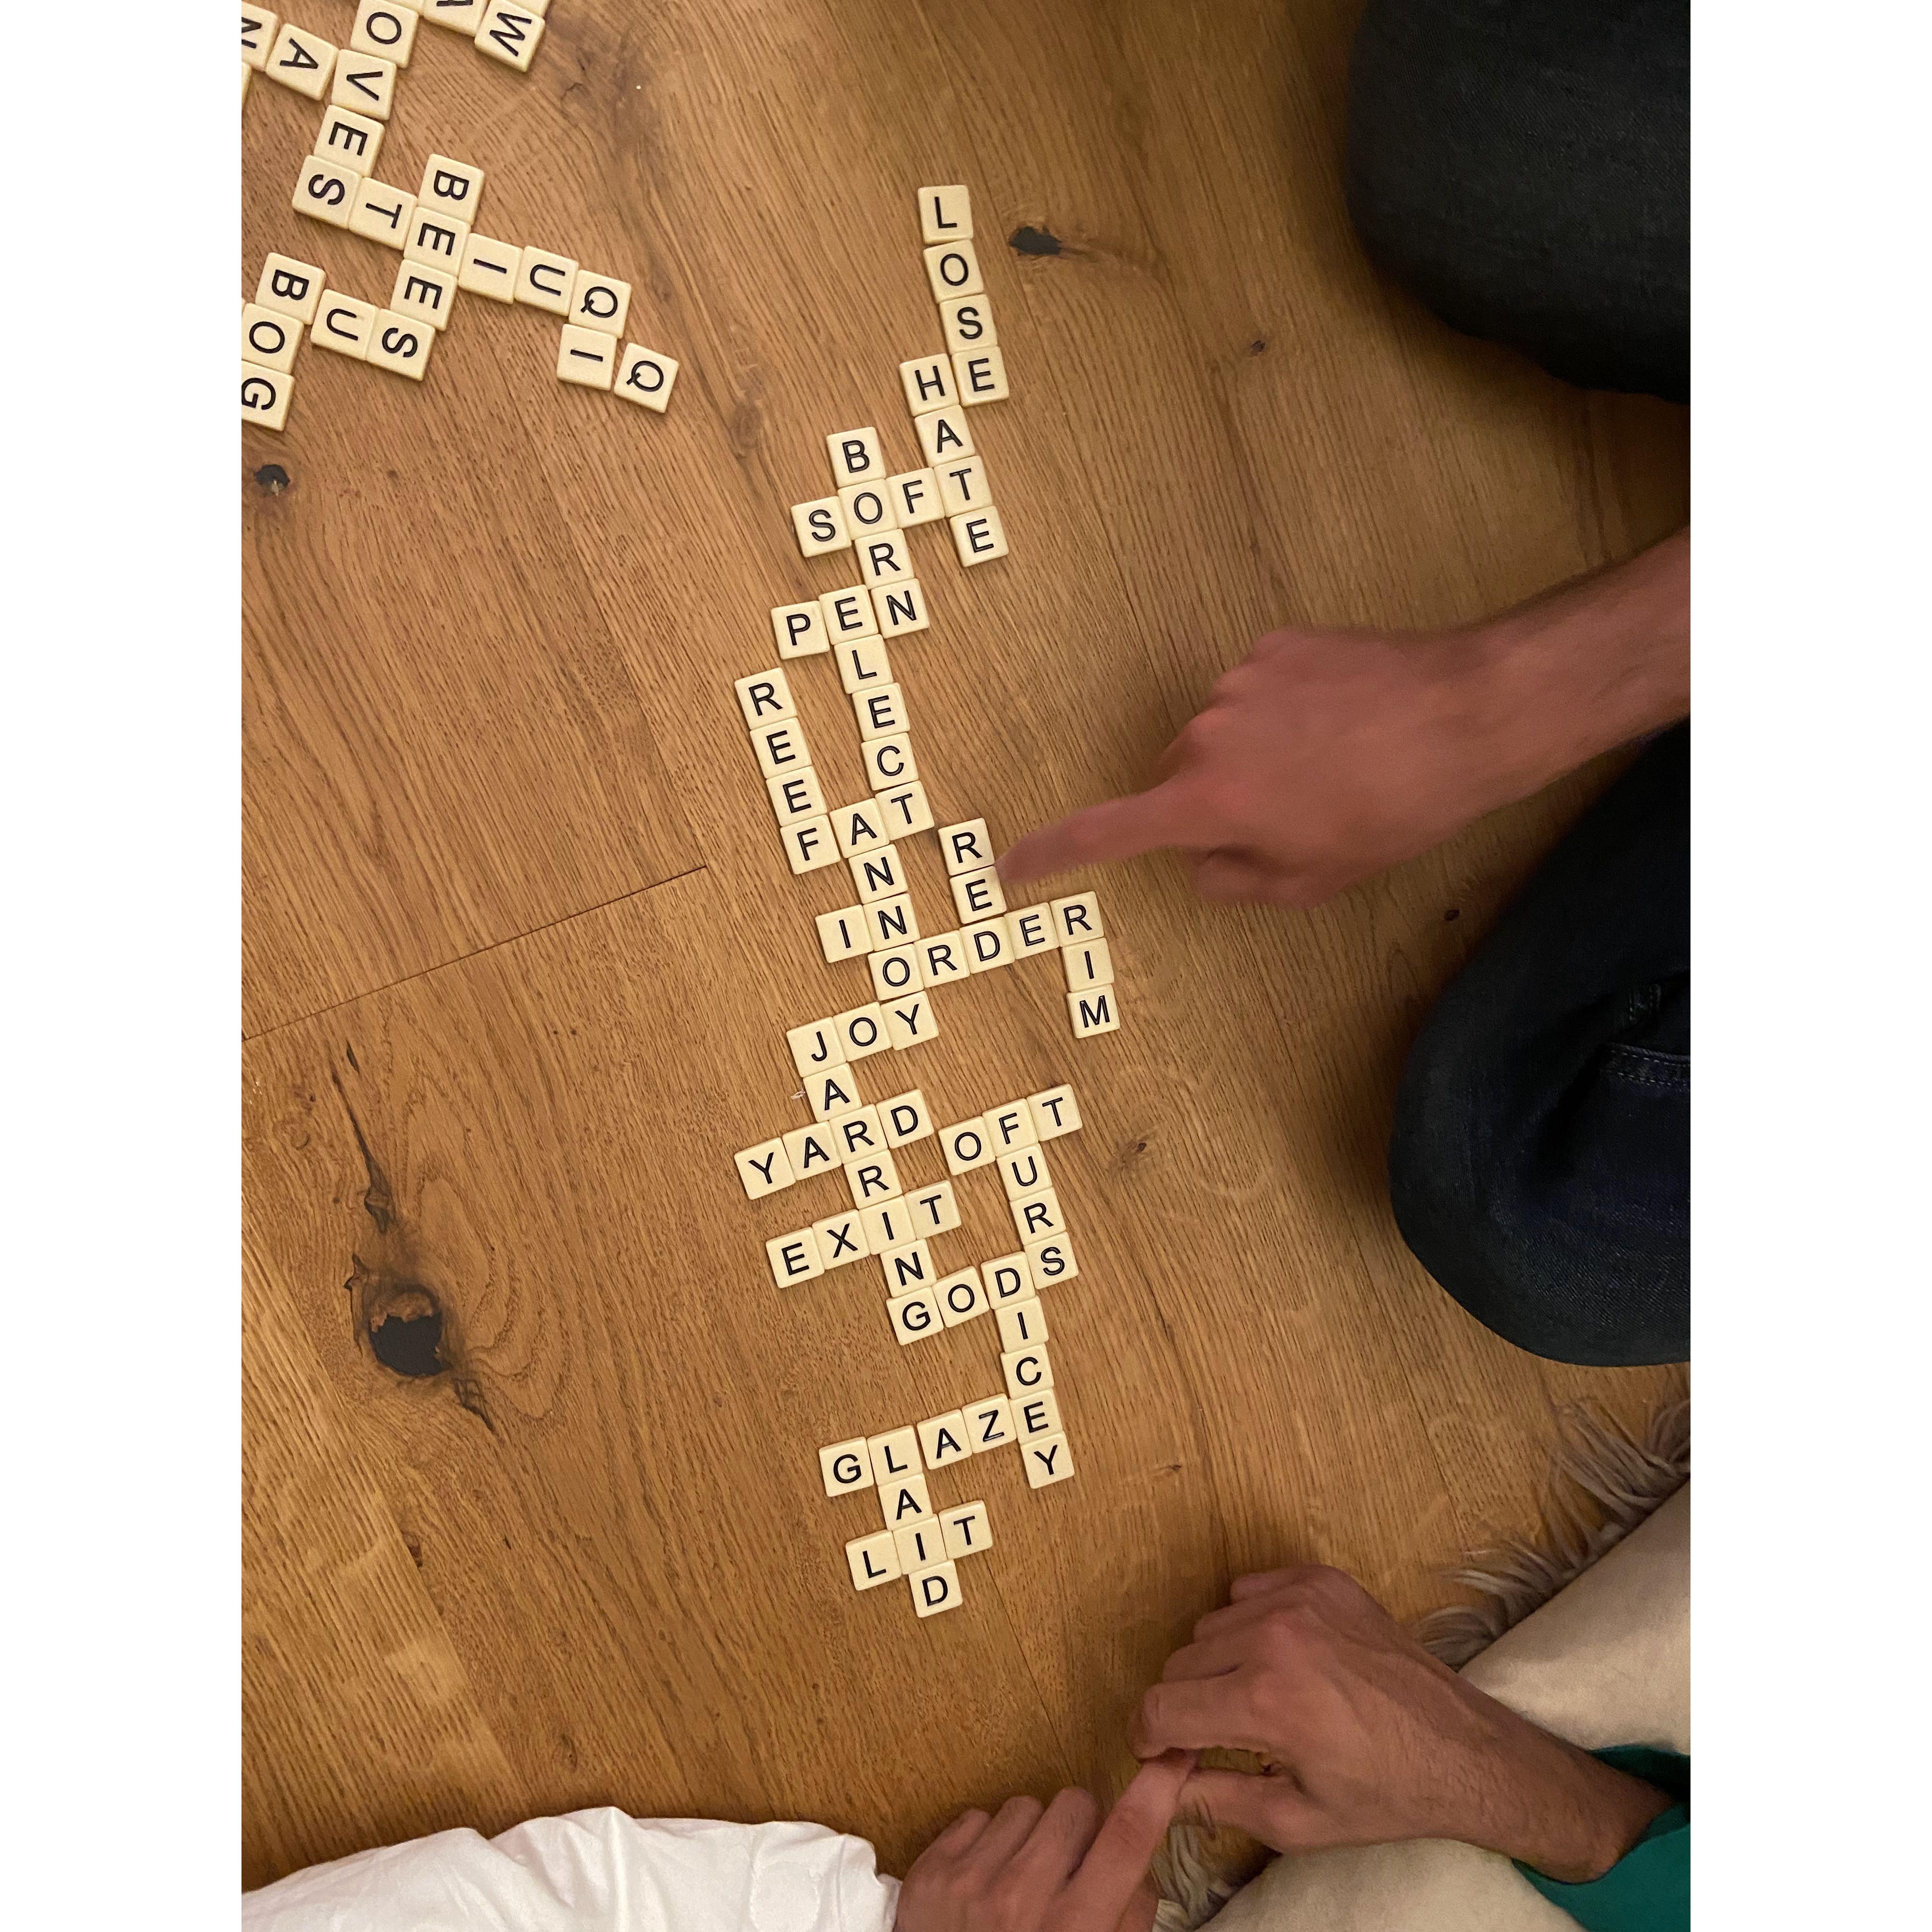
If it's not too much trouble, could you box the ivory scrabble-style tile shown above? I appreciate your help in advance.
[869,944,922,1001]
[782,816,840,875]
[835,637,892,695]
[898,353,956,414]
[315,103,384,173]
[614,345,678,411]
[964,1394,1013,1450]
[984,1102,1037,1153]
[918,1410,972,1471]
[332,50,398,118]
[750,718,809,779]
[939,818,992,875]
[812,1209,870,1271]
[820,1436,874,1497]
[856,530,914,590]
[415,155,484,225]
[241,364,293,432]
[982,1252,1036,1307]
[365,311,433,380]
[1049,894,1104,944]
[872,580,930,640]
[827,426,886,486]
[351,0,416,64]
[781,1122,841,1184]
[909,1559,962,1617]
[940,1116,993,1174]
[939,294,997,356]
[558,325,618,389]
[391,261,458,331]
[913,403,975,466]
[1024,1230,1079,1287]
[267,22,336,97]
[867,893,918,951]
[816,906,869,964]
[241,305,300,373]
[934,454,989,517]
[805,1066,861,1120]
[766,1227,824,1288]
[242,9,277,69]
[848,845,903,902]
[895,1517,949,1573]
[516,245,577,313]
[476,0,545,69]
[793,496,851,559]
[853,685,910,741]
[964,920,1013,972]
[879,1470,932,1526]
[879,1089,933,1149]
[1029,1085,1082,1139]
[292,155,358,229]
[1002,1342,1054,1402]
[860,1197,914,1256]
[1012,1189,1066,1243]
[1007,904,1056,962]
[884,993,936,1050]
[569,269,631,336]
[255,254,327,323]
[941,1499,992,1560]
[879,1239,934,1297]
[951,506,1010,568]
[349,178,414,247]
[887,1289,945,1346]
[735,667,796,726]
[923,238,984,302]
[311,290,379,359]
[787,1019,838,1079]
[827,1104,884,1158]
[1014,1388,1063,1440]
[997,1300,1049,1352]
[887,468,944,527]
[244,60,253,101]
[951,866,1004,923]
[919,932,971,988]
[820,585,881,644]
[837,480,898,538]
[1064,939,1114,990]
[954,346,1011,405]
[1023,1434,1075,1490]
[874,781,934,840]
[404,209,469,272]
[830,800,890,860]
[835,1003,894,1061]
[1069,987,1121,1037]
[419,0,486,30]
[772,601,829,660]
[845,1530,900,1591]
[906,1178,960,1237]
[998,1147,1051,1200]
[937,1266,987,1327]
[918,184,973,243]
[869,1426,921,1487]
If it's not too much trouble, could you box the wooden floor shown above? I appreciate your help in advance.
[242,0,1689,1892]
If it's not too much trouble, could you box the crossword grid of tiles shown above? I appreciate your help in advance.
[734,186,1118,1619]
[242,3,679,428]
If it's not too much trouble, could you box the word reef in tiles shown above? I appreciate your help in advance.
[242,3,679,432]
[733,186,1122,1621]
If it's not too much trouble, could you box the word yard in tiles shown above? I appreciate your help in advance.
[242,7,679,431]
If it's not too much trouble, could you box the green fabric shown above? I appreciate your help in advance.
[1515,1748,1688,1932]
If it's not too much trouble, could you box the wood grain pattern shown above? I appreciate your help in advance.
[242,0,1689,1890]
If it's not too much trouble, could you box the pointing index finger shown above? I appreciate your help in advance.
[997,782,1196,887]
[1062,1750,1196,1927]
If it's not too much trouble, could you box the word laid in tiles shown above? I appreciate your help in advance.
[242,4,679,431]
[732,185,1118,1620]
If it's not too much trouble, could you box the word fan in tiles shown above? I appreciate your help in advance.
[723,190,1119,1617]
[242,8,679,430]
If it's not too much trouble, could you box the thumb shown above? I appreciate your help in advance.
[998,783,1194,887]
[1176,1767,1320,1852]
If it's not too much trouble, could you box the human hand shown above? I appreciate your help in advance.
[1133,1565,1673,1883]
[894,1750,1196,1932]
[998,533,1690,908]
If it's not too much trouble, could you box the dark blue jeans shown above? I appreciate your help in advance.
[1348,2,1690,1365]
